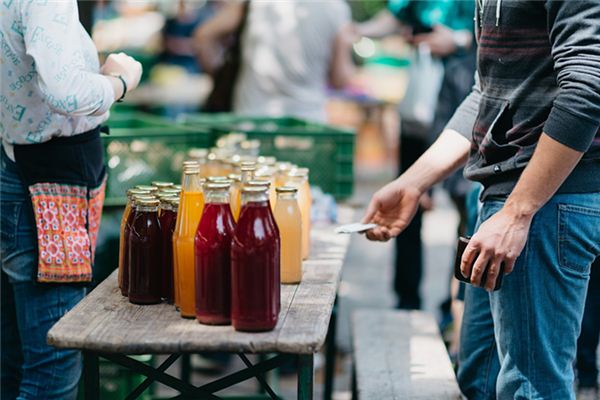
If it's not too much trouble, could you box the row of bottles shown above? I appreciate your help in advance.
[117,159,310,332]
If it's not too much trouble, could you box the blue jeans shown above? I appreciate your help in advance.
[1,148,85,400]
[457,192,600,400]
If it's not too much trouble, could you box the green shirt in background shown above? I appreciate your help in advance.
[388,0,474,32]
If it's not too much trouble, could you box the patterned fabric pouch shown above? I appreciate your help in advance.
[13,127,107,283]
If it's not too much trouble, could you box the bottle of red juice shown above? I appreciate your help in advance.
[195,182,236,325]
[128,198,162,305]
[231,186,281,332]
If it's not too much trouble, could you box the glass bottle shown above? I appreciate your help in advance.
[231,186,281,331]
[121,193,155,296]
[228,174,241,221]
[194,182,236,325]
[286,168,311,260]
[174,167,205,317]
[275,162,293,187]
[233,166,255,221]
[274,187,302,284]
[118,188,151,293]
[128,198,162,304]
[159,196,179,303]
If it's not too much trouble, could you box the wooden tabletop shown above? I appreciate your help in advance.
[48,207,354,355]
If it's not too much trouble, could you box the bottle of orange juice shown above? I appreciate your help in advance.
[174,167,205,317]
[233,166,255,221]
[273,186,302,284]
[286,168,311,260]
[228,174,241,220]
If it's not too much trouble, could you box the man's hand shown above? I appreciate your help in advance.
[361,180,422,242]
[461,205,533,291]
[101,52,143,92]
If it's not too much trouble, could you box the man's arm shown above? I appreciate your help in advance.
[362,129,470,241]
[363,74,481,241]
[461,134,583,291]
[192,2,245,76]
[462,1,600,291]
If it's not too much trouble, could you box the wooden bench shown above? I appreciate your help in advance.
[352,309,462,399]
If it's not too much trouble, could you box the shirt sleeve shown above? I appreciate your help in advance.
[543,0,600,152]
[20,0,114,117]
[444,72,482,140]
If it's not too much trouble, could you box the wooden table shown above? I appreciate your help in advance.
[48,208,353,400]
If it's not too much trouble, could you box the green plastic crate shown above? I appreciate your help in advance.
[103,114,215,206]
[179,114,355,199]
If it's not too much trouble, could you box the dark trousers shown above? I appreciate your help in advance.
[394,129,429,310]
[577,257,600,388]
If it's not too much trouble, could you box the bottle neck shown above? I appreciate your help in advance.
[137,205,158,213]
[276,192,297,202]
[205,188,230,204]
[242,191,269,205]
[182,174,203,192]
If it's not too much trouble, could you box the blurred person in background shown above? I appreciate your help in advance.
[357,0,476,310]
[362,1,600,398]
[161,0,221,74]
[193,0,355,121]
[1,1,142,399]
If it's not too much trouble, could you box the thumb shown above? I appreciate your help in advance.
[361,197,379,224]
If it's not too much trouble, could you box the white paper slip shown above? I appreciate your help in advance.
[335,223,378,234]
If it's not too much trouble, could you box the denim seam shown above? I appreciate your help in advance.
[522,231,534,398]
[483,336,497,398]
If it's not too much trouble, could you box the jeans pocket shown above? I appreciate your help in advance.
[558,204,600,274]
[0,201,23,256]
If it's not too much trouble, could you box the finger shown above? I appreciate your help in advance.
[504,254,517,275]
[484,255,503,292]
[361,198,379,224]
[460,243,478,278]
[470,251,491,287]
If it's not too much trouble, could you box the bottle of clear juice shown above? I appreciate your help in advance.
[286,168,311,260]
[174,167,204,317]
[194,182,236,325]
[231,186,281,331]
[273,186,302,284]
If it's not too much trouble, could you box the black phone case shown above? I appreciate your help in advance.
[454,237,504,291]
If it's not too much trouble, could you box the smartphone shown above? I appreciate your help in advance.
[454,236,504,291]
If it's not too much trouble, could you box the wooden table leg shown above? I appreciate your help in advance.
[298,354,314,400]
[324,297,338,400]
[82,351,99,400]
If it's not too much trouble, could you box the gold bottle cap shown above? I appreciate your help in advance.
[240,161,257,168]
[133,195,156,204]
[246,179,271,188]
[158,188,180,195]
[172,184,182,190]
[135,185,158,192]
[182,160,199,167]
[136,198,160,207]
[241,185,269,193]
[275,186,298,193]
[204,182,231,190]
[151,181,174,188]
[207,176,230,183]
[183,167,200,175]
[228,174,241,182]
[127,188,151,197]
